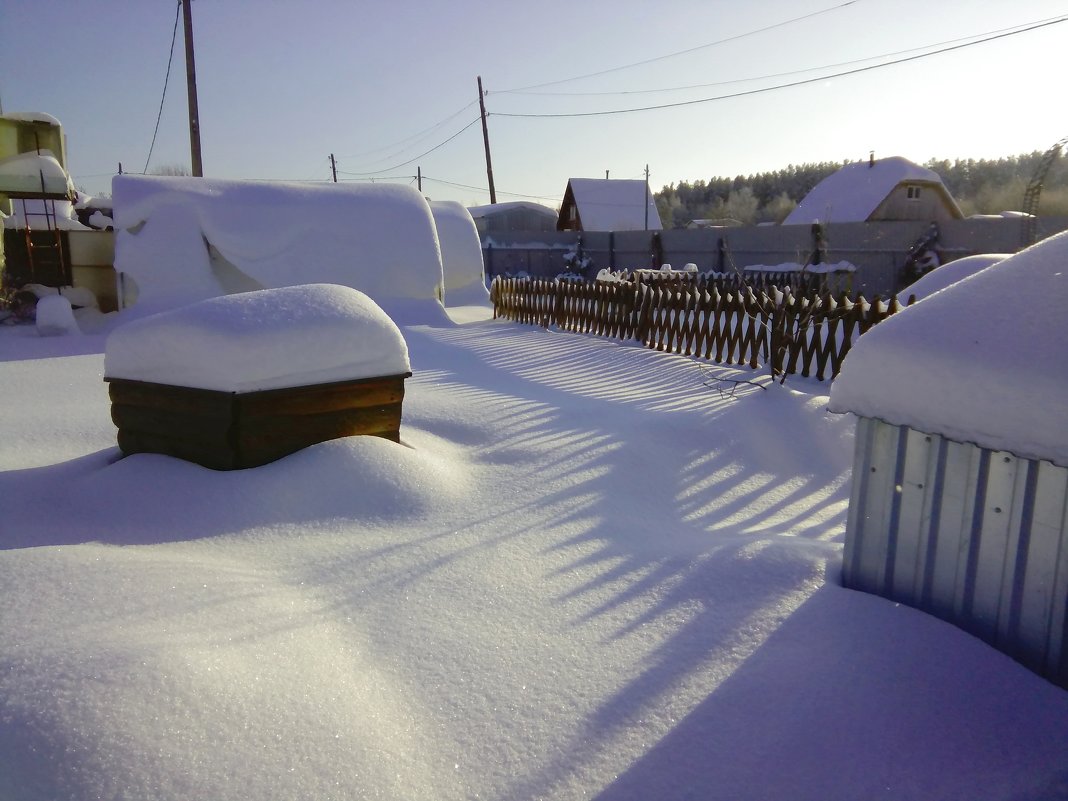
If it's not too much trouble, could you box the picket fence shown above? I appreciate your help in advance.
[490,273,912,381]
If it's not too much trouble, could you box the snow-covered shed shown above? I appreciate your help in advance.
[556,178,662,232]
[467,201,558,234]
[830,230,1068,688]
[105,284,412,470]
[784,156,962,226]
[112,176,446,320]
[429,200,490,306]
[0,113,85,290]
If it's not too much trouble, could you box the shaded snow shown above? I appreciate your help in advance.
[2,303,1067,801]
[429,200,490,306]
[831,231,1068,466]
[897,253,1008,303]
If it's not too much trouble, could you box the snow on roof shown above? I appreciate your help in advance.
[467,201,557,219]
[564,178,662,231]
[112,176,445,318]
[429,201,489,306]
[0,150,75,198]
[0,111,63,127]
[830,231,1068,466]
[744,260,856,274]
[784,156,956,225]
[896,253,1009,304]
[104,284,410,393]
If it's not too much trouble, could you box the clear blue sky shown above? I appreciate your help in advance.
[3,0,1065,207]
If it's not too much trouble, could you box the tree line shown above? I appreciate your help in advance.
[654,152,1068,228]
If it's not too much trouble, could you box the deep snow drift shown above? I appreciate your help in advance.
[112,176,446,317]
[832,230,1068,466]
[2,303,1067,801]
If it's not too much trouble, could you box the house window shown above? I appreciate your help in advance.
[906,185,921,200]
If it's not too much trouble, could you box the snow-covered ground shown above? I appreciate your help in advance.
[2,305,1067,801]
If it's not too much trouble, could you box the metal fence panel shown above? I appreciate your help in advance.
[844,418,1068,688]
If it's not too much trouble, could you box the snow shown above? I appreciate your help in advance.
[1,110,63,126]
[897,253,1008,304]
[831,231,1068,467]
[783,156,960,225]
[112,176,446,320]
[34,295,80,337]
[104,284,410,392]
[0,151,76,201]
[3,277,1068,800]
[6,197,1068,798]
[565,178,663,231]
[744,260,856,274]
[467,200,558,219]
[429,200,491,306]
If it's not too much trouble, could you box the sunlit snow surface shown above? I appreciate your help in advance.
[2,314,1067,801]
[104,284,410,392]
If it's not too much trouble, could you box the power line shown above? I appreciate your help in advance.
[421,175,559,201]
[502,17,1064,98]
[495,0,861,94]
[336,174,418,182]
[336,117,482,176]
[143,1,182,173]
[339,100,478,164]
[492,15,1068,119]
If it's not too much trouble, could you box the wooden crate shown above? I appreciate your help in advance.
[107,372,411,470]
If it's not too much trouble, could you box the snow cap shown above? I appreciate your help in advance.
[830,230,1068,466]
[105,284,411,393]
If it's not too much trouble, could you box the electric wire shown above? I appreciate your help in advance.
[496,0,861,93]
[420,176,559,201]
[503,16,1064,98]
[492,15,1068,119]
[143,1,182,174]
[339,100,479,164]
[336,117,482,176]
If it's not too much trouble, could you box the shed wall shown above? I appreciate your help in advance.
[844,417,1068,688]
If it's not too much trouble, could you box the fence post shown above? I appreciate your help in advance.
[634,284,654,344]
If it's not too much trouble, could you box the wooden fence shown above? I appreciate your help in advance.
[490,273,912,381]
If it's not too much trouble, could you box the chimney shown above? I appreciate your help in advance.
[869,151,875,168]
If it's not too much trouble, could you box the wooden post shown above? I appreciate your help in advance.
[477,76,497,204]
[182,0,203,177]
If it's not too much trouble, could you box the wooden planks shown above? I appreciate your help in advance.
[108,373,411,470]
[490,274,909,380]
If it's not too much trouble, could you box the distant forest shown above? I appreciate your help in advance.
[654,152,1068,229]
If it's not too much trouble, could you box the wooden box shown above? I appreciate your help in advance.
[107,372,411,470]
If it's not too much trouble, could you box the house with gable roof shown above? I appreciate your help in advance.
[784,155,963,226]
[557,178,662,232]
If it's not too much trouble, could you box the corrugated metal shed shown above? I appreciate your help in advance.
[844,417,1068,688]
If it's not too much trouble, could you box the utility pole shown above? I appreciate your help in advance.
[644,164,650,231]
[477,76,497,204]
[182,0,203,177]
[417,166,422,193]
[329,154,338,183]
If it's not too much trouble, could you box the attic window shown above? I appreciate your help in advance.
[906,185,921,200]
